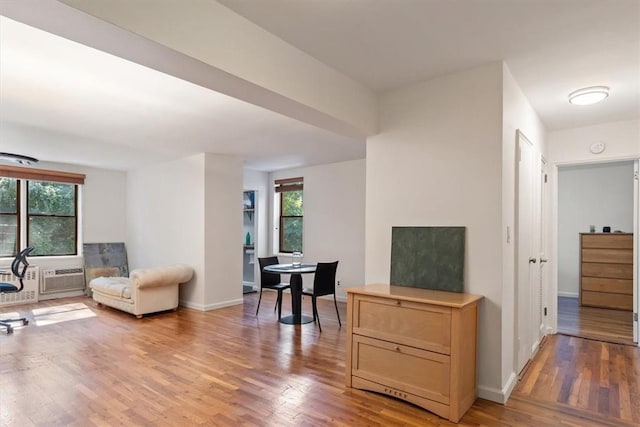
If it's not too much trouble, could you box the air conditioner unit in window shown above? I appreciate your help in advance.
[0,266,39,306]
[41,267,85,294]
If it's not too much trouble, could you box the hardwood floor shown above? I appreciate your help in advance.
[512,334,640,426]
[557,296,634,346]
[1,293,639,426]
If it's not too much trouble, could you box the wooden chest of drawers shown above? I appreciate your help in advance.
[345,284,482,423]
[580,233,633,311]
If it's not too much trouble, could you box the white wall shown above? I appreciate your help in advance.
[366,63,504,398]
[126,154,206,306]
[500,64,547,400]
[549,119,640,165]
[558,162,635,296]
[270,159,366,298]
[127,153,243,311]
[203,153,243,309]
[81,166,127,244]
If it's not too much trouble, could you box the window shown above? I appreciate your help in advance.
[276,177,303,253]
[27,181,78,256]
[0,178,19,257]
[0,165,84,257]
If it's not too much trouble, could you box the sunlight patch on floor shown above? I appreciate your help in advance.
[0,311,20,319]
[32,302,96,326]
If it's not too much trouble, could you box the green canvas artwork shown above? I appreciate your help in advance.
[390,226,465,292]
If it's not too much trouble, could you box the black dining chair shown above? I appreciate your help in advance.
[257,256,291,320]
[0,247,34,334]
[302,261,340,332]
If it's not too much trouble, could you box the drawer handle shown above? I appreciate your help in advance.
[394,346,401,352]
[395,300,401,306]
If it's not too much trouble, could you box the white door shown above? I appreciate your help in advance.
[515,130,538,374]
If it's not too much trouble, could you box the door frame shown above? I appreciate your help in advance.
[538,157,549,341]
[549,156,640,345]
[242,189,259,291]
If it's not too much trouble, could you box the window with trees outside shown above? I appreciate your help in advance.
[276,177,303,253]
[27,181,78,256]
[0,166,84,257]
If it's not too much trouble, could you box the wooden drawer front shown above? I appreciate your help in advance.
[581,262,633,279]
[582,291,633,310]
[581,248,632,264]
[352,335,450,405]
[582,234,633,249]
[353,295,451,354]
[582,277,633,295]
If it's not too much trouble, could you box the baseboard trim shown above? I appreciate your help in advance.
[557,292,578,298]
[180,298,243,311]
[478,372,518,404]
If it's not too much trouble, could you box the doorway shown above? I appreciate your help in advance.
[242,190,257,294]
[556,161,636,345]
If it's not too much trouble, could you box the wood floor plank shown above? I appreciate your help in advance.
[1,293,639,426]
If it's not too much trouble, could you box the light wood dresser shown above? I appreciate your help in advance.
[345,284,483,423]
[580,233,633,311]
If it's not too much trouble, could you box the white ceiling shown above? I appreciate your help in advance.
[219,0,640,130]
[1,1,638,172]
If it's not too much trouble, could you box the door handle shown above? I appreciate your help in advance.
[529,257,537,264]
[540,258,548,263]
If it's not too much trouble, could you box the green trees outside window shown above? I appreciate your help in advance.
[0,177,78,257]
[280,190,303,253]
[0,178,18,257]
[27,181,77,256]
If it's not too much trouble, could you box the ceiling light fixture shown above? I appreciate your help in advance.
[568,86,609,106]
[0,152,39,166]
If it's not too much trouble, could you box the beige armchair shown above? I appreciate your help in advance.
[90,264,193,318]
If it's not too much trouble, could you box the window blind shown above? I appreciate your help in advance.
[0,165,85,185]
[274,177,303,193]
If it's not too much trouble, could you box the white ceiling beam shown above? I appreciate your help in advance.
[1,0,376,139]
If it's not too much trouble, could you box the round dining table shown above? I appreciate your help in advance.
[263,263,316,324]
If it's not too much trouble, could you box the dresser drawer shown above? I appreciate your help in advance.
[352,295,451,354]
[582,234,633,249]
[581,248,633,264]
[582,262,633,279]
[581,262,633,279]
[582,291,633,310]
[581,277,632,295]
[351,334,450,405]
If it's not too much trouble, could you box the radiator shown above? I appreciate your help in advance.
[41,267,86,294]
[0,266,39,306]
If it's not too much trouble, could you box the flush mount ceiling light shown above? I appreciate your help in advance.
[0,152,39,166]
[568,86,609,105]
